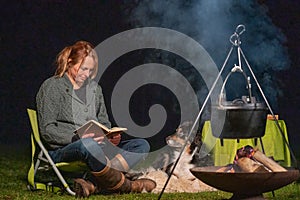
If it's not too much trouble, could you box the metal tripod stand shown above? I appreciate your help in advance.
[158,24,298,200]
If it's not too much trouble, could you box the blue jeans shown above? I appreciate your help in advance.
[49,138,150,172]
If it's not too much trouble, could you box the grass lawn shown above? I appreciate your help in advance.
[0,144,299,200]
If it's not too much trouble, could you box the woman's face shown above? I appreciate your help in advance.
[69,56,95,86]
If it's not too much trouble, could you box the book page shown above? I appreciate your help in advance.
[110,127,128,132]
[75,120,105,138]
[74,120,127,138]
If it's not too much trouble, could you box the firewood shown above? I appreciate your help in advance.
[252,150,287,172]
[216,165,234,173]
[235,157,269,172]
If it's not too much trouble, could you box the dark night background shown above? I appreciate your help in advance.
[1,1,300,158]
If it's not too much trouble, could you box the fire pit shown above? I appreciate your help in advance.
[190,166,299,200]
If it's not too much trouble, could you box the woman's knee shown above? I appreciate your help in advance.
[133,139,150,153]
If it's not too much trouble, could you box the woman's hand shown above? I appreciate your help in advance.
[109,134,121,146]
[82,133,104,144]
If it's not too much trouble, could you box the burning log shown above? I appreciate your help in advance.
[235,157,269,172]
[252,150,287,172]
[216,165,235,173]
[229,145,287,173]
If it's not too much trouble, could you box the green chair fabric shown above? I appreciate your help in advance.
[27,109,88,195]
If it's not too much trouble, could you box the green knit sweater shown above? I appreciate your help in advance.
[36,73,111,150]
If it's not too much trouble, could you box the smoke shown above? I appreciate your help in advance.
[122,0,290,110]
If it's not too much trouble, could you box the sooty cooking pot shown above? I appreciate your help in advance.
[211,70,268,139]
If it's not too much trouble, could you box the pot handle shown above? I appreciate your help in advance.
[218,67,252,107]
[232,98,246,105]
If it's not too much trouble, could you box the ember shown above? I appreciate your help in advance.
[234,145,255,162]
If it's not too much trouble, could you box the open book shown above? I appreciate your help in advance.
[74,120,127,138]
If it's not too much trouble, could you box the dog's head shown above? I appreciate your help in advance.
[166,121,194,148]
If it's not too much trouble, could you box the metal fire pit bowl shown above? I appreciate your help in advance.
[190,166,300,200]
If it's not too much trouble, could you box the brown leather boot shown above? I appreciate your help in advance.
[73,178,96,198]
[110,154,130,172]
[111,154,142,181]
[131,178,157,193]
[92,160,156,193]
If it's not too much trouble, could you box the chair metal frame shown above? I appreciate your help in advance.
[27,108,87,196]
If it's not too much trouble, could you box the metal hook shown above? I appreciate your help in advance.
[230,32,240,46]
[235,24,246,36]
[229,24,246,46]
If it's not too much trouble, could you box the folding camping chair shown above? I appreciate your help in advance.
[27,108,88,195]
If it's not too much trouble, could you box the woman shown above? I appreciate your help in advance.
[36,41,156,197]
